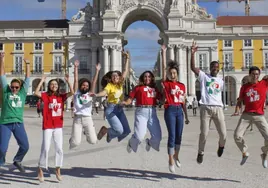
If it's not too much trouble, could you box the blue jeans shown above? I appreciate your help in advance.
[164,105,184,155]
[129,107,162,152]
[0,123,29,166]
[105,104,131,142]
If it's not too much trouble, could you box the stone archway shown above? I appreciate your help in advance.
[57,79,66,93]
[224,76,237,106]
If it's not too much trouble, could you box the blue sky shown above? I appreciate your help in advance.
[0,0,267,75]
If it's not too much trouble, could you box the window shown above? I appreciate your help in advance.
[54,42,62,50]
[54,56,62,72]
[0,43,3,51]
[244,53,252,68]
[244,39,252,47]
[265,53,268,68]
[198,54,207,69]
[264,39,268,47]
[224,53,233,69]
[224,40,232,48]
[79,56,89,74]
[14,56,23,73]
[34,56,42,73]
[15,43,23,50]
[35,42,42,50]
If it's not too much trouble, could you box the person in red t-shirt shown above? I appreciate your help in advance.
[122,70,162,153]
[161,45,189,173]
[233,66,268,168]
[34,75,74,182]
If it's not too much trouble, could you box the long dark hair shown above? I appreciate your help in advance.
[101,70,123,88]
[168,61,179,73]
[47,79,60,96]
[139,71,156,88]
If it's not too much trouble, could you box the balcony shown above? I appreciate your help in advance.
[78,69,91,74]
[224,66,235,72]
[11,70,24,75]
[50,70,64,75]
[241,66,250,71]
[31,70,44,75]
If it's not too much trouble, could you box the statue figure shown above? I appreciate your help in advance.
[172,0,178,8]
[71,10,85,22]
[106,0,112,9]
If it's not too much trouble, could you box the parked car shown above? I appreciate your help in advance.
[25,95,40,107]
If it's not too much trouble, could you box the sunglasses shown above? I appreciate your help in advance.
[11,86,20,89]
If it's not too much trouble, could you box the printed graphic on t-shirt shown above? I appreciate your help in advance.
[246,88,260,102]
[144,87,156,98]
[171,85,184,103]
[49,99,62,117]
[9,94,22,108]
[206,79,221,95]
[114,90,122,103]
[79,94,91,105]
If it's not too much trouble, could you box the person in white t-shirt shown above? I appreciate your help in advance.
[191,41,227,164]
[69,61,101,149]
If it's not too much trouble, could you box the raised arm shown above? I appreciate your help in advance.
[122,51,130,80]
[34,75,46,98]
[65,74,74,98]
[161,45,167,81]
[73,60,79,92]
[90,63,101,93]
[0,52,5,76]
[24,59,30,78]
[191,41,200,76]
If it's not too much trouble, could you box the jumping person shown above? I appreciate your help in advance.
[0,52,30,172]
[122,70,162,153]
[232,66,268,168]
[191,41,227,164]
[161,45,189,173]
[69,61,101,149]
[94,51,131,143]
[34,75,74,182]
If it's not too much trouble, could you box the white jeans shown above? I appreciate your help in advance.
[69,115,97,149]
[38,128,63,169]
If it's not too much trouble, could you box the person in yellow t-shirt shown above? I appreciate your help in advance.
[93,51,131,143]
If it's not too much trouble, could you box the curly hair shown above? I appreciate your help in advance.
[138,71,156,88]
[47,79,60,96]
[101,70,123,88]
[168,61,179,73]
[78,78,91,90]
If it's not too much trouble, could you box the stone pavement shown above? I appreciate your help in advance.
[1,107,268,188]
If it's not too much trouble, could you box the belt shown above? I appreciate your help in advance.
[245,112,262,115]
[136,105,156,108]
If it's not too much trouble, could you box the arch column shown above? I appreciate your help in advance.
[102,45,109,74]
[91,48,97,77]
[176,44,183,82]
[168,44,175,61]
[111,45,117,71]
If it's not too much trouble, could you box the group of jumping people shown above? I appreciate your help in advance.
[0,41,268,183]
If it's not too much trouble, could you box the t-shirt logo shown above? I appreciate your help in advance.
[171,85,184,103]
[246,88,260,102]
[9,94,22,108]
[79,94,91,105]
[206,79,221,95]
[114,90,122,103]
[49,99,62,117]
[144,87,156,98]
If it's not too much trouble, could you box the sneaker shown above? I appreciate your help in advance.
[261,153,267,168]
[168,164,175,173]
[145,138,151,152]
[13,161,25,173]
[217,146,224,157]
[173,156,181,168]
[240,152,249,166]
[0,165,9,171]
[197,153,204,164]
[126,141,132,153]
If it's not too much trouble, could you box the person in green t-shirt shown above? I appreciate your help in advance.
[0,52,30,172]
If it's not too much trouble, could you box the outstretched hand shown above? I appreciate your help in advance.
[0,52,4,59]
[122,51,129,59]
[23,58,30,64]
[185,119,190,124]
[191,41,198,54]
[65,74,69,82]
[161,45,167,52]
[96,63,101,71]
[41,75,47,81]
[74,60,79,68]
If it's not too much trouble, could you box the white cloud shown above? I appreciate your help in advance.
[217,0,268,15]
[125,28,160,41]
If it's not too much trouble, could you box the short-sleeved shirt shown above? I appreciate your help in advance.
[239,79,268,115]
[198,70,224,106]
[162,80,186,107]
[129,85,161,106]
[104,83,123,104]
[41,92,67,130]
[73,91,92,116]
[0,76,30,124]
[192,101,198,108]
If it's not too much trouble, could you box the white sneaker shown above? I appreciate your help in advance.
[261,153,267,168]
[127,141,132,153]
[145,138,151,152]
[240,152,249,165]
[173,156,181,168]
[169,164,175,173]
